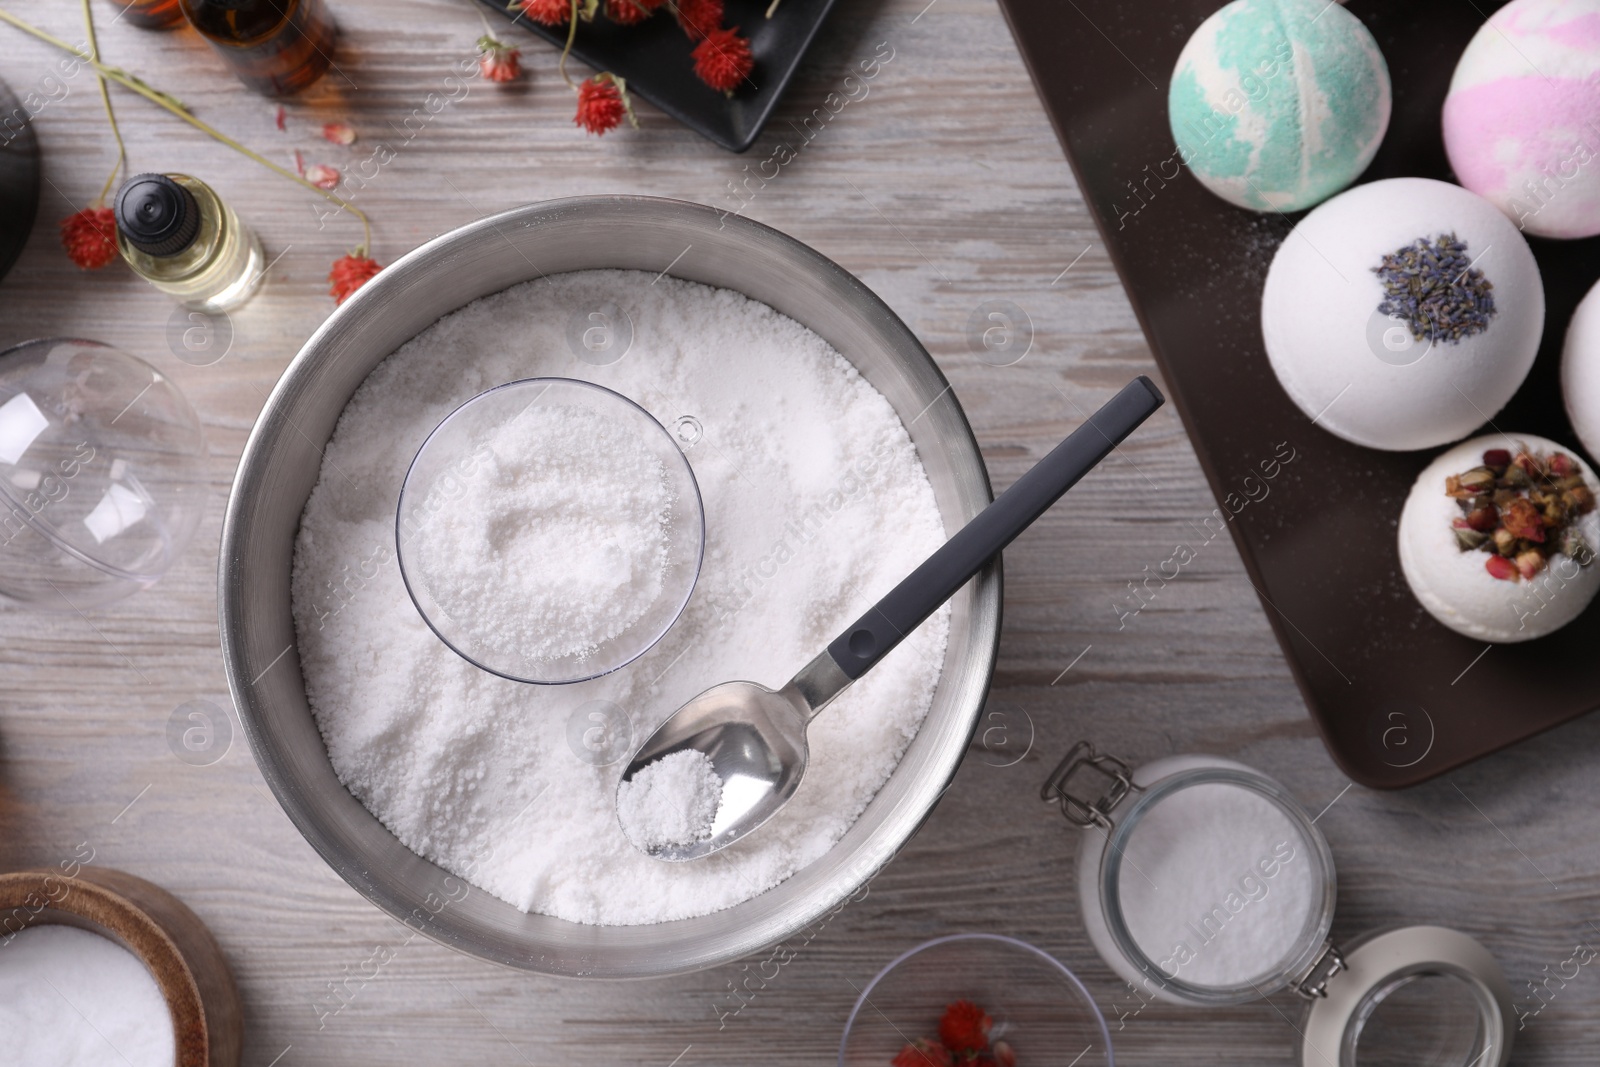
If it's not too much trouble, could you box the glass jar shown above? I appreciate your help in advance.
[1043,742,1515,1065]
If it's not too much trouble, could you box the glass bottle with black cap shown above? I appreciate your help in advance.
[114,172,264,313]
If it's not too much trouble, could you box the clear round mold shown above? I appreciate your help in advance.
[395,377,705,685]
[0,338,207,610]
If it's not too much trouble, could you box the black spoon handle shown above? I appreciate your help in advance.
[824,376,1164,681]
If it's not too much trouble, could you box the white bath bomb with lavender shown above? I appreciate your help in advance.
[1261,178,1544,451]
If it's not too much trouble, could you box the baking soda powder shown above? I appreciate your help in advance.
[292,270,950,926]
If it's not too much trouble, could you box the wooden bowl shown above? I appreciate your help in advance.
[0,867,242,1066]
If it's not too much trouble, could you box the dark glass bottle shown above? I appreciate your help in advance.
[105,0,185,30]
[179,0,338,97]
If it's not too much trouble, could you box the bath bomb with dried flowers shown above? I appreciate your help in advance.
[1399,434,1600,642]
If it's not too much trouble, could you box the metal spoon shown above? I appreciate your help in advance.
[619,376,1165,860]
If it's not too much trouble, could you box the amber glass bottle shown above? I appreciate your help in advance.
[179,0,338,97]
[106,0,185,30]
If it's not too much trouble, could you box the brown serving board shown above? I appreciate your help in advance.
[995,0,1600,788]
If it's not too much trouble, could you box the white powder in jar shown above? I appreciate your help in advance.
[408,399,674,668]
[1114,781,1320,989]
[292,270,951,926]
[0,924,176,1067]
[617,749,724,852]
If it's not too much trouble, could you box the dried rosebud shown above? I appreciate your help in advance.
[1563,529,1595,565]
[1502,497,1545,542]
[1483,448,1512,469]
[993,1041,1017,1067]
[1465,505,1499,532]
[322,121,357,145]
[1515,549,1546,580]
[1486,554,1518,581]
[1515,451,1543,478]
[59,207,119,270]
[1550,452,1576,477]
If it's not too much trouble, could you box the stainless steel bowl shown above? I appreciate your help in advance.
[220,196,1000,978]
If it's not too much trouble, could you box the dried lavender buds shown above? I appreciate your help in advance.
[1374,233,1497,344]
[1446,447,1597,582]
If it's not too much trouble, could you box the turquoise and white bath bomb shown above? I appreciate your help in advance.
[1169,0,1392,212]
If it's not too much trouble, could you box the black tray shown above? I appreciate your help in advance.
[474,0,839,151]
[996,0,1600,788]
[0,75,40,285]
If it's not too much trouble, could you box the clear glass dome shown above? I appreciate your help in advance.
[0,338,207,610]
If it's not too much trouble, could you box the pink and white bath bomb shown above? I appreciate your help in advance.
[1443,0,1600,239]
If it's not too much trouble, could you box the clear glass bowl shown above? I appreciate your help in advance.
[396,377,704,685]
[0,338,207,610]
[839,934,1114,1067]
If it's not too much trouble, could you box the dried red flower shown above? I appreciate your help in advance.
[322,121,357,145]
[478,34,522,82]
[891,1039,953,1067]
[938,1000,992,1057]
[328,252,382,304]
[606,0,663,25]
[1485,554,1518,581]
[691,26,753,93]
[673,0,723,38]
[60,207,119,270]
[274,105,286,132]
[574,74,633,135]
[513,0,571,26]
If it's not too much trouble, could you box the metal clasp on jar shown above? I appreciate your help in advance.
[1293,940,1348,1000]
[1040,741,1141,830]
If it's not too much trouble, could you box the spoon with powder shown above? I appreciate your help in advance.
[619,376,1165,860]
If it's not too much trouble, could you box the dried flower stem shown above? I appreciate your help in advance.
[558,0,581,88]
[0,7,372,252]
[80,0,126,205]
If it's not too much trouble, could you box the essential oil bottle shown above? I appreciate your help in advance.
[179,0,338,97]
[114,173,265,313]
[105,0,185,30]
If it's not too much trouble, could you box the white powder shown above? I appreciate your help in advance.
[1115,782,1319,989]
[0,924,176,1067]
[407,399,674,669]
[292,269,950,926]
[617,749,724,852]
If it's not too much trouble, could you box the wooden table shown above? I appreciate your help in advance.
[2,0,1597,1062]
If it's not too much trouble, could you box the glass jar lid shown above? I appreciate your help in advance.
[1301,925,1513,1067]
